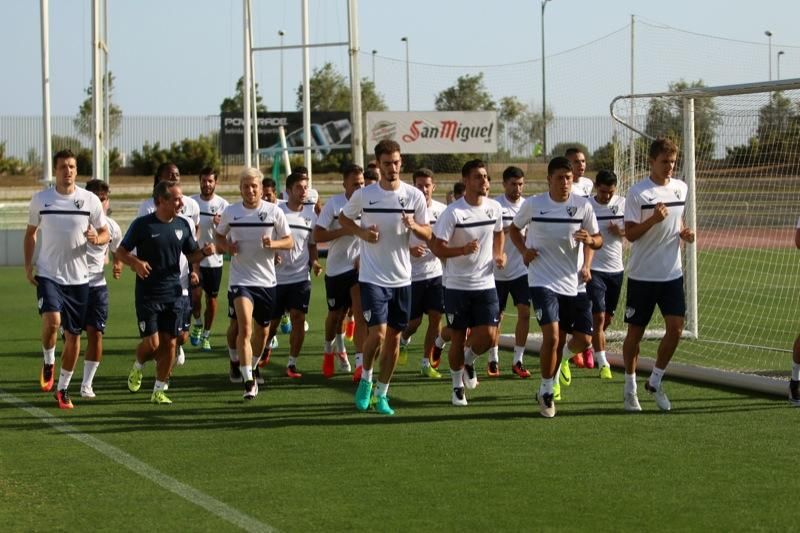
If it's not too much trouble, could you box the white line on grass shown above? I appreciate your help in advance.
[0,389,276,533]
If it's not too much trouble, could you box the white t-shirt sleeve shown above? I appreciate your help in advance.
[27,195,41,227]
[512,198,532,229]
[216,210,231,237]
[583,202,599,234]
[109,218,122,254]
[316,200,335,229]
[413,193,429,226]
[89,195,107,233]
[274,208,291,239]
[342,188,363,220]
[433,207,456,242]
[624,189,641,224]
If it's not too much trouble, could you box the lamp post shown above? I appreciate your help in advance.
[401,37,410,111]
[778,50,785,80]
[765,30,773,81]
[278,30,285,111]
[541,0,552,158]
[372,49,377,85]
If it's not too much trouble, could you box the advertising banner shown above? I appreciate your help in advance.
[366,111,497,154]
[219,112,351,156]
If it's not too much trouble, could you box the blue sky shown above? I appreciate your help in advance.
[3,0,800,118]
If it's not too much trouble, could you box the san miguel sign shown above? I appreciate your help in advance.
[366,111,497,154]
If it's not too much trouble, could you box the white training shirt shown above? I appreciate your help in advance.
[216,200,291,288]
[573,176,594,198]
[624,177,688,282]
[87,217,122,287]
[192,193,229,268]
[512,192,599,296]
[341,181,428,288]
[315,193,360,277]
[138,195,200,293]
[276,202,317,285]
[28,186,106,285]
[434,197,503,291]
[410,199,446,282]
[493,194,527,282]
[590,195,626,273]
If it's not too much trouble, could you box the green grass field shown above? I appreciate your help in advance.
[0,263,798,532]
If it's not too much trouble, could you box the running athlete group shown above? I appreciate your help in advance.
[27,136,741,418]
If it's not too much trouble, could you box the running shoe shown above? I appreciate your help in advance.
[451,387,467,406]
[279,315,292,334]
[127,363,143,393]
[259,348,271,368]
[599,364,613,380]
[623,391,642,412]
[322,352,335,378]
[463,364,479,390]
[431,345,443,369]
[189,325,202,346]
[345,318,355,341]
[201,338,212,352]
[80,385,96,399]
[352,366,363,383]
[398,343,409,366]
[570,353,585,368]
[243,379,259,400]
[355,379,372,411]
[40,363,55,392]
[336,352,351,373]
[559,359,572,386]
[374,394,394,415]
[512,361,531,379]
[553,379,561,401]
[151,390,172,405]
[229,360,242,383]
[286,364,302,379]
[253,366,265,385]
[583,347,595,369]
[537,392,555,418]
[487,360,500,377]
[644,382,671,411]
[54,389,73,409]
[421,364,442,379]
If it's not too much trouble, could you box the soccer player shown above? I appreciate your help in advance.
[791,218,800,406]
[621,138,694,412]
[446,181,466,205]
[509,156,602,418]
[587,170,626,380]
[399,168,448,379]
[565,147,594,198]
[264,172,322,378]
[215,168,292,400]
[135,163,200,370]
[116,180,214,404]
[190,167,229,351]
[282,165,321,215]
[81,179,123,398]
[431,160,506,406]
[262,177,279,204]
[490,166,532,379]
[24,149,108,408]
[363,167,379,186]
[314,164,366,379]
[339,139,430,415]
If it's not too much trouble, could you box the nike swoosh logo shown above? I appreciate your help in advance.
[234,216,244,220]
[368,200,380,205]
[44,203,53,207]
[151,233,160,238]
[462,216,472,221]
[540,210,555,214]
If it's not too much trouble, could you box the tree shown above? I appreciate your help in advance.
[726,92,800,166]
[644,79,721,158]
[295,62,387,112]
[435,73,495,111]
[496,95,552,157]
[74,72,123,140]
[220,76,268,114]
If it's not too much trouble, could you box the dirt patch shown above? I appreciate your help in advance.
[697,228,794,250]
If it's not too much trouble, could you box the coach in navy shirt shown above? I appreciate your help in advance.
[117,180,214,404]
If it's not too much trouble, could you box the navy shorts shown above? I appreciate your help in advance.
[360,282,411,331]
[495,275,530,311]
[444,288,500,331]
[36,276,89,335]
[179,294,192,332]
[199,267,223,297]
[587,270,624,316]
[228,286,277,327]
[410,276,444,320]
[84,285,109,333]
[530,286,593,335]
[272,280,312,319]
[624,277,686,327]
[325,269,358,311]
[135,298,183,338]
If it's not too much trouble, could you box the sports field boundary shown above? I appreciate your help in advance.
[0,389,277,533]
[497,333,788,397]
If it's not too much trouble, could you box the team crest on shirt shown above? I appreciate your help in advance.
[363,310,372,322]
[258,211,267,222]
[625,306,635,319]
[398,196,407,208]
[328,298,336,307]
[303,217,312,227]
[138,321,146,332]
[73,199,84,209]
[674,189,682,200]
[610,205,619,215]
[566,206,577,217]
[485,208,494,219]
[175,229,183,240]
[210,206,218,214]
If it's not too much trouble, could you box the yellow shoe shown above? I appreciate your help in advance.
[421,364,442,379]
[599,364,613,380]
[150,390,172,405]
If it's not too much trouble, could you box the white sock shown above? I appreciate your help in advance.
[434,336,446,349]
[793,362,800,381]
[355,352,363,367]
[464,347,477,366]
[202,329,210,339]
[451,368,464,389]
[177,345,185,359]
[154,380,167,392]
[421,356,430,368]
[82,360,100,388]
[488,346,499,363]
[194,319,202,327]
[134,360,145,370]
[324,340,333,353]
[362,367,373,383]
[513,346,525,365]
[540,377,554,396]
[228,347,239,363]
[57,369,73,391]
[287,356,297,367]
[43,346,56,365]
[400,336,411,347]
[595,350,608,367]
[241,365,253,382]
[648,367,665,390]
[334,334,346,352]
[625,372,637,394]
[375,381,389,397]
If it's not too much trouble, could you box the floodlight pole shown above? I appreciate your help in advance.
[247,0,260,169]
[279,30,285,112]
[765,30,773,81]
[243,0,253,167]
[91,0,102,181]
[778,50,785,80]
[401,37,410,111]
[541,0,552,159]
[301,0,312,183]
[347,0,364,166]
[372,49,377,84]
[39,0,52,185]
